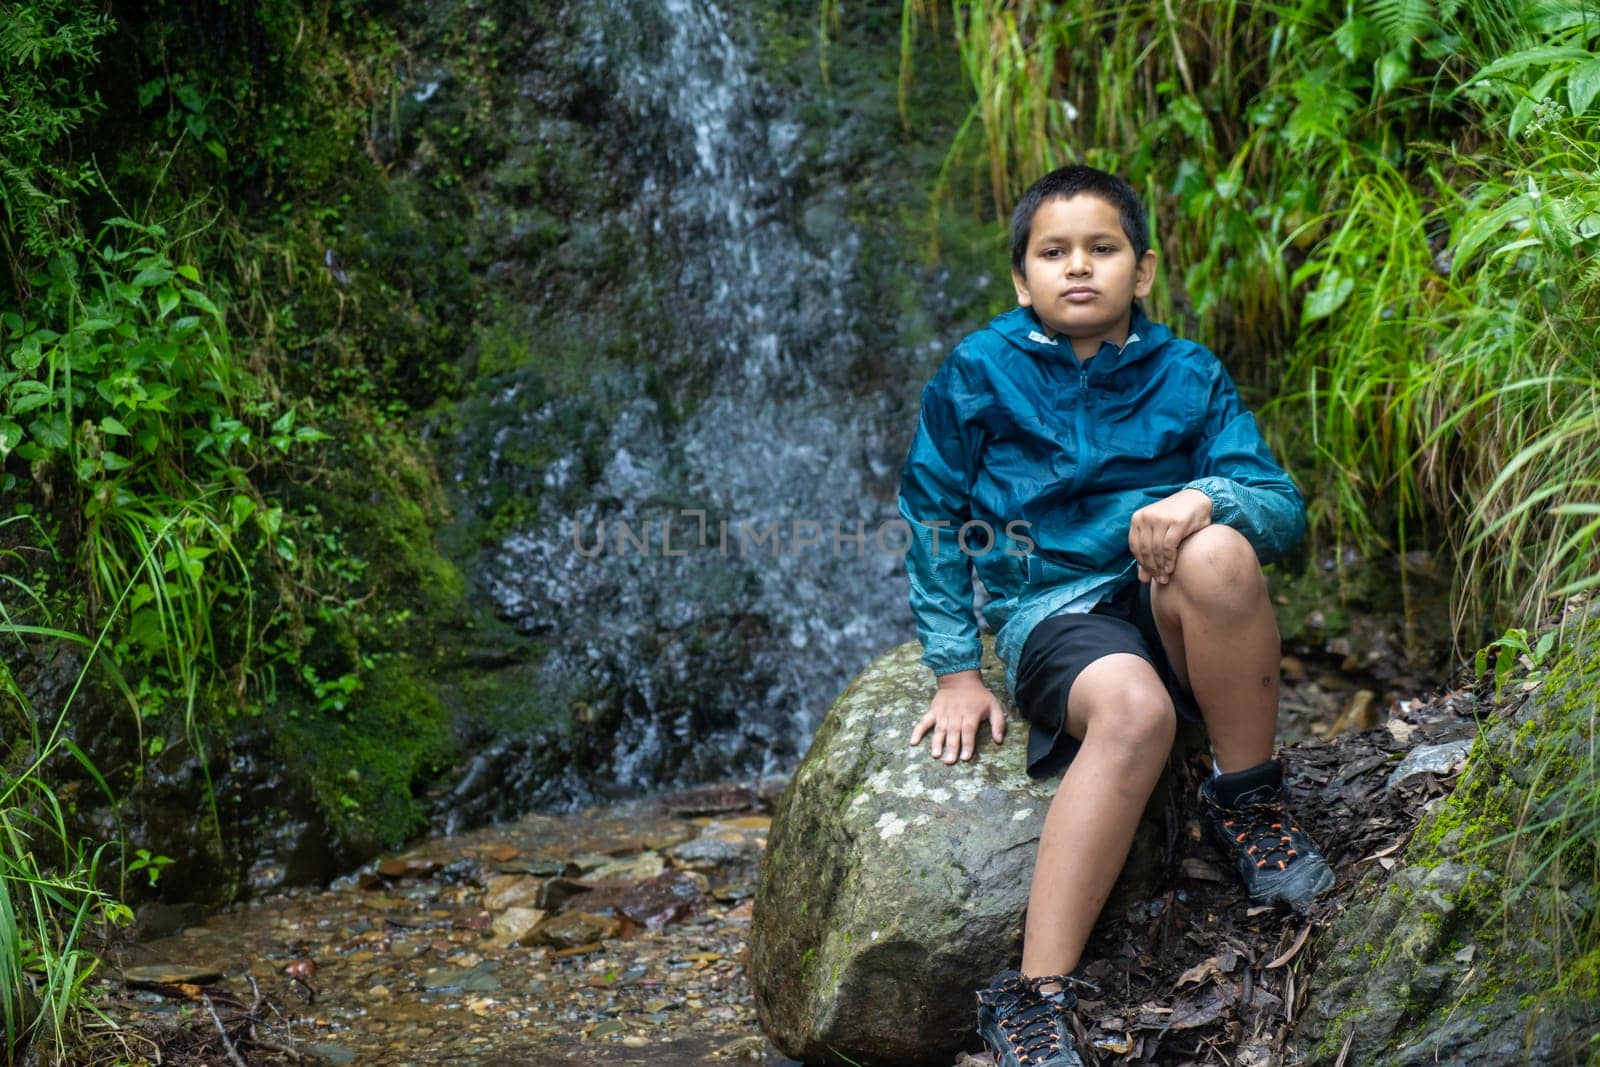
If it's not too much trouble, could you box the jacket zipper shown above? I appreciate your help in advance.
[1069,361,1091,497]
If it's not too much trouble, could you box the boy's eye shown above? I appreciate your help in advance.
[1093,244,1115,253]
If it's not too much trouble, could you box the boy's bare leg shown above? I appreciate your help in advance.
[1021,653,1174,978]
[1148,524,1278,772]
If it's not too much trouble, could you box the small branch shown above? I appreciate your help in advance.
[202,994,249,1067]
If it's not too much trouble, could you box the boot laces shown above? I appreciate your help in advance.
[978,974,1091,1064]
[1222,800,1305,871]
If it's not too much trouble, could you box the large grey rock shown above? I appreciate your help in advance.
[749,639,1178,1066]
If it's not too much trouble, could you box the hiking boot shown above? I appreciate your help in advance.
[1199,759,1335,909]
[974,970,1085,1067]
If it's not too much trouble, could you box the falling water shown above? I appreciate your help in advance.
[447,0,975,815]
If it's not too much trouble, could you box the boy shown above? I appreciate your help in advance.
[897,165,1334,1067]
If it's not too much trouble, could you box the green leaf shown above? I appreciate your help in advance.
[1568,57,1600,114]
[11,339,45,372]
[131,266,175,290]
[101,416,130,435]
[100,451,133,470]
[229,495,257,527]
[174,81,204,114]
[1468,45,1594,86]
[138,78,166,108]
[1377,47,1410,93]
[8,383,57,414]
[176,265,201,283]
[157,286,180,319]
[1303,267,1355,322]
[181,287,221,318]
[28,413,69,451]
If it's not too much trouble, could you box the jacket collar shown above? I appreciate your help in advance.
[988,305,1172,369]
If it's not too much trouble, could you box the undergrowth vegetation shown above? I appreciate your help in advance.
[0,1,460,1056]
[899,0,1600,638]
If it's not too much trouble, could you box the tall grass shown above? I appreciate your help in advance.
[1,518,126,1062]
[897,0,1600,638]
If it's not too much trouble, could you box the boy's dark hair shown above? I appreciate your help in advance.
[1010,165,1150,274]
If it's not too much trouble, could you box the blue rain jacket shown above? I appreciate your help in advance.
[898,305,1305,700]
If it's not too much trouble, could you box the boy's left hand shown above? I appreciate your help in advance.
[1129,488,1213,583]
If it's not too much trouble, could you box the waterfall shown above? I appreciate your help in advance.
[447,0,978,814]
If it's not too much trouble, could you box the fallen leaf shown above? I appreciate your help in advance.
[1360,839,1407,862]
[1093,1033,1135,1054]
[1384,719,1416,745]
[1266,924,1312,969]
[1180,857,1230,883]
[1164,983,1239,1030]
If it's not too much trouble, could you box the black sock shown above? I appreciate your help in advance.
[1210,758,1282,806]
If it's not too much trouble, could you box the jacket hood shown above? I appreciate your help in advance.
[984,305,1174,370]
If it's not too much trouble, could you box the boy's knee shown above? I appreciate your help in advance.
[1169,525,1265,608]
[1089,687,1176,762]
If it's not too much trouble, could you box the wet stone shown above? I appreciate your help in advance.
[377,856,443,880]
[496,856,568,877]
[614,871,705,931]
[657,783,762,816]
[667,835,750,872]
[534,910,620,949]
[420,961,501,993]
[482,873,544,911]
[490,906,547,946]
[539,876,592,910]
[585,852,666,884]
[123,964,226,986]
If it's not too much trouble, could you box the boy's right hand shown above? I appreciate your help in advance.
[909,670,1005,764]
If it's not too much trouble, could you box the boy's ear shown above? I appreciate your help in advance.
[1134,249,1158,299]
[1011,268,1033,308]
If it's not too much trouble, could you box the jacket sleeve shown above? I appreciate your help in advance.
[1183,361,1306,563]
[898,354,984,675]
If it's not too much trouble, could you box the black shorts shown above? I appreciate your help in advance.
[1014,579,1203,779]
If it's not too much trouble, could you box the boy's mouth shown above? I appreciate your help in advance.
[1063,287,1098,302]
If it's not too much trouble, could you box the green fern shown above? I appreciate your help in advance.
[1366,0,1437,41]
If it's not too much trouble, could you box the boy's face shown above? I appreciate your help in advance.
[1011,194,1157,349]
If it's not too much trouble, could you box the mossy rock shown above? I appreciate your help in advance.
[1293,612,1600,1065]
[750,639,1186,1066]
